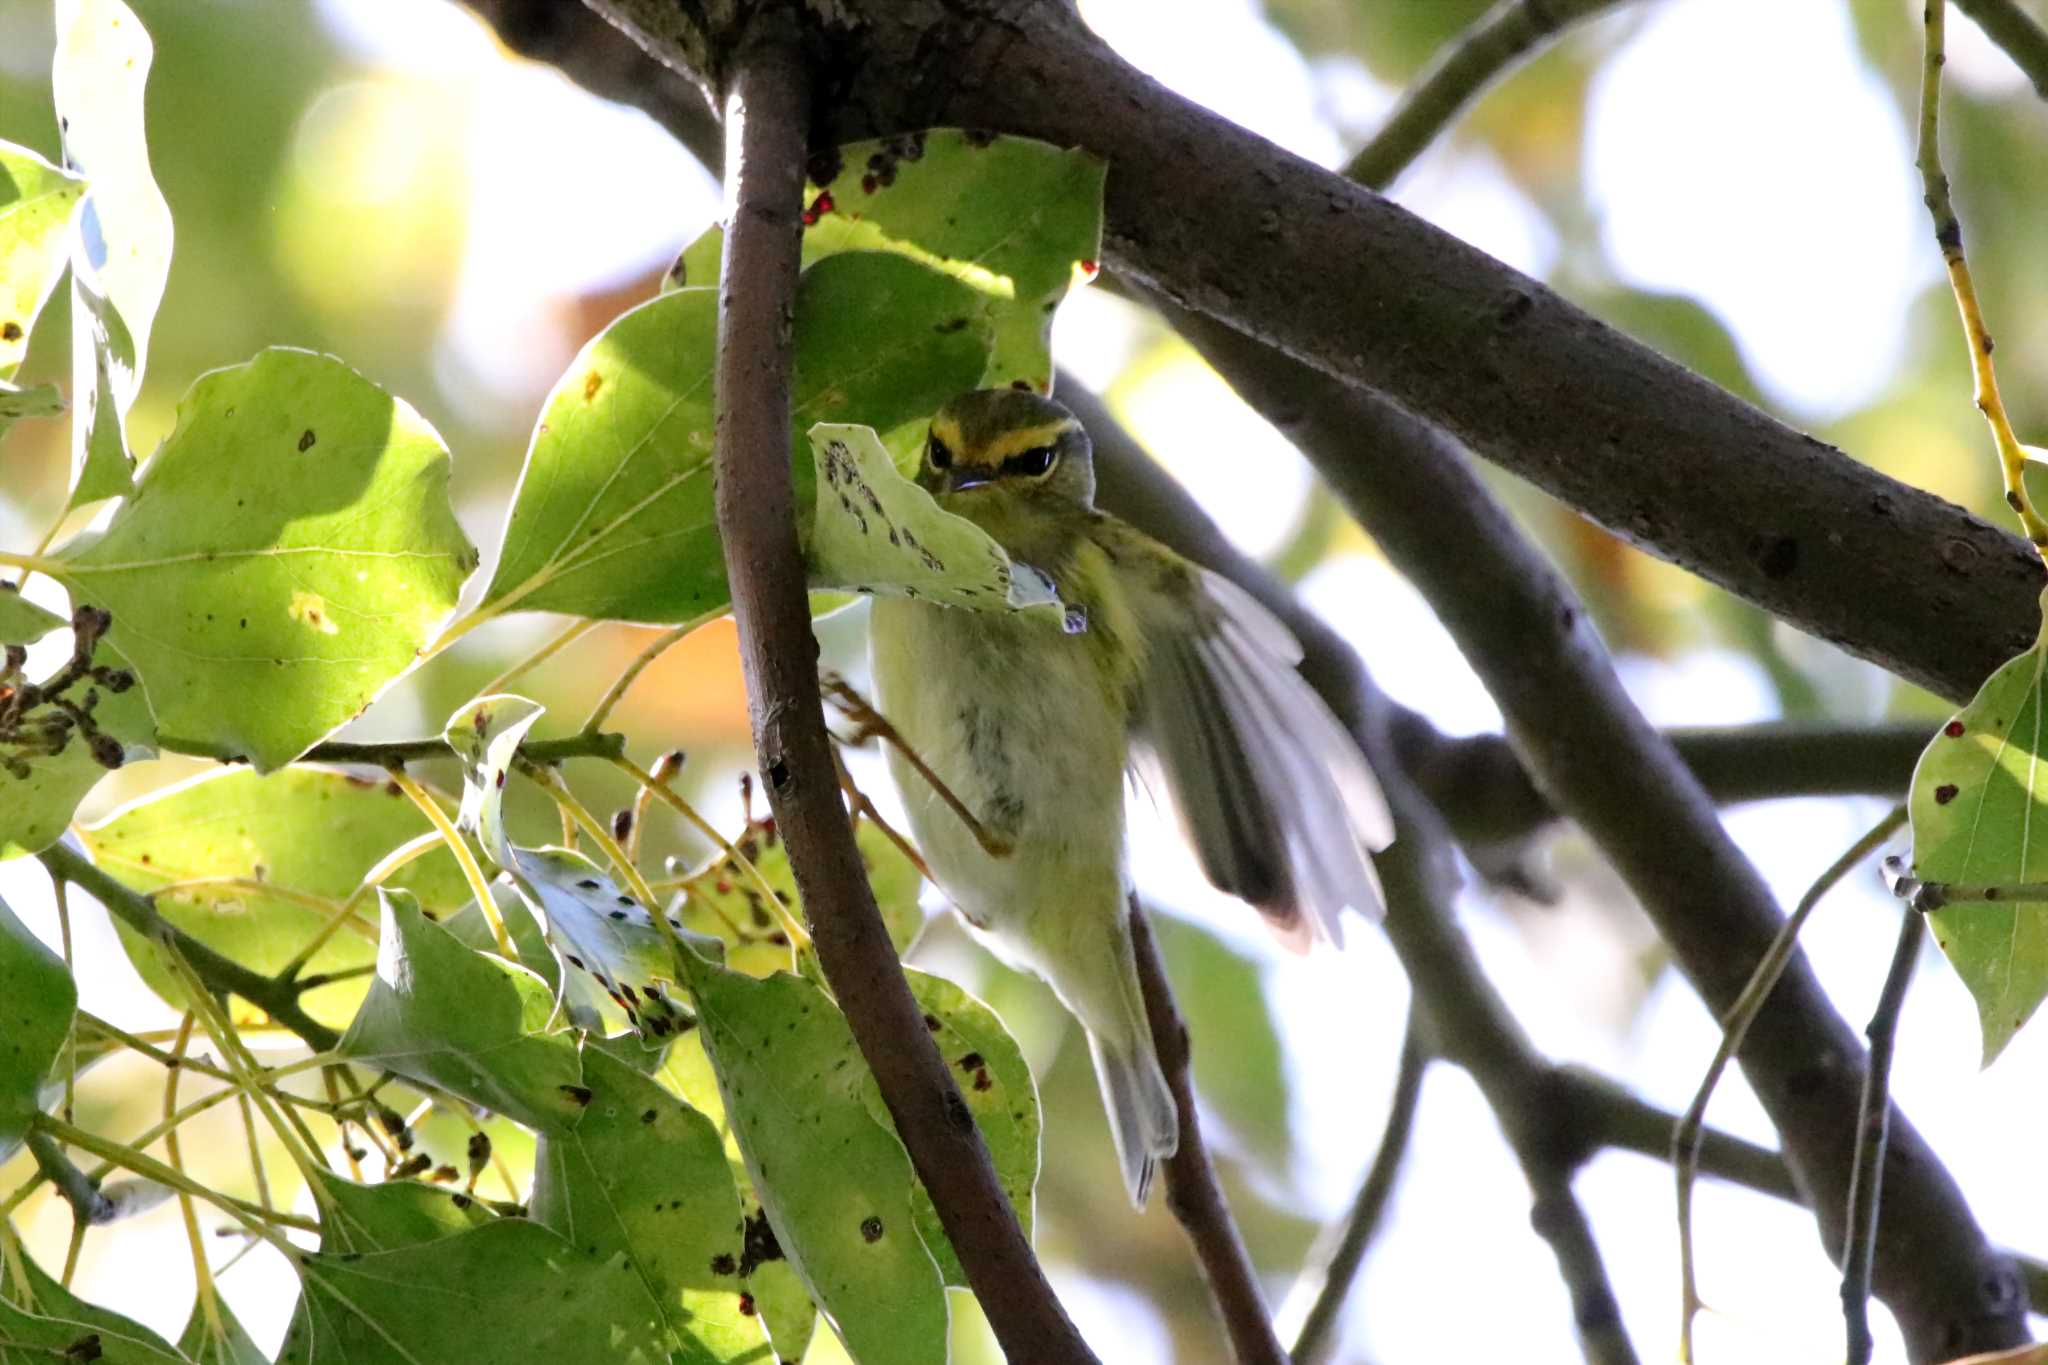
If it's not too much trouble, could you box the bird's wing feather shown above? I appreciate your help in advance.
[1128,561,1391,948]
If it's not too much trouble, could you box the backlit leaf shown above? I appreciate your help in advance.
[53,0,175,505]
[51,347,475,770]
[341,889,587,1132]
[1911,641,2048,1063]
[681,953,947,1365]
[0,139,85,382]
[482,252,985,624]
[0,1250,182,1364]
[79,766,469,1027]
[532,1047,769,1362]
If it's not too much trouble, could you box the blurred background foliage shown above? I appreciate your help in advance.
[5,0,2048,1361]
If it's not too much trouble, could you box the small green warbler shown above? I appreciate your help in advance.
[869,389,1391,1205]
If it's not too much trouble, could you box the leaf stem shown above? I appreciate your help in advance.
[476,617,598,697]
[1673,804,1906,1363]
[581,610,721,733]
[32,1116,310,1249]
[609,754,810,948]
[1917,0,2048,565]
[386,768,515,958]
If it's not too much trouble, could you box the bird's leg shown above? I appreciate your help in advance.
[820,672,1014,860]
[829,747,936,881]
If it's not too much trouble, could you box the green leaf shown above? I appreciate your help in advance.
[806,423,1063,615]
[278,1219,672,1365]
[0,1250,182,1364]
[443,694,708,1036]
[482,251,986,625]
[315,1168,493,1255]
[51,347,475,770]
[341,889,588,1132]
[54,0,175,505]
[679,953,947,1365]
[0,140,85,381]
[0,380,66,442]
[532,1047,770,1362]
[0,894,74,1163]
[652,1034,819,1359]
[0,634,153,860]
[1912,642,2048,1063]
[176,1295,269,1365]
[1152,913,1291,1168]
[867,969,1037,1286]
[675,130,1105,392]
[0,590,65,644]
[78,766,469,1027]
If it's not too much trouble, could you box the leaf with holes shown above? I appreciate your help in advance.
[0,894,74,1164]
[277,1219,671,1365]
[341,890,587,1132]
[482,251,986,625]
[1912,641,2048,1063]
[532,1047,769,1362]
[0,139,84,388]
[54,0,174,505]
[672,129,1104,392]
[314,1169,493,1255]
[443,694,714,1035]
[807,422,1063,616]
[864,968,1037,1286]
[680,952,947,1365]
[50,348,475,770]
[78,766,469,1027]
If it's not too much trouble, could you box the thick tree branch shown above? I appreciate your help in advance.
[1129,905,1288,1365]
[1154,304,2023,1360]
[1344,0,1636,188]
[36,840,340,1053]
[1952,0,2048,101]
[703,17,1095,1362]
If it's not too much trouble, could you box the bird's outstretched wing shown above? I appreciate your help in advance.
[1127,560,1391,949]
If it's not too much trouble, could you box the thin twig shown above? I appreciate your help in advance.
[1918,0,2048,565]
[706,17,1096,1361]
[1674,804,1906,1362]
[1844,909,1929,1364]
[36,840,340,1052]
[1285,1009,1429,1364]
[296,730,626,768]
[581,613,716,734]
[1344,0,1635,189]
[476,618,598,698]
[1128,902,1288,1365]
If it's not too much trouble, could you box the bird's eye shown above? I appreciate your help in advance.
[927,434,953,470]
[1003,445,1057,478]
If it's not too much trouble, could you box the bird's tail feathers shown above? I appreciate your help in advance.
[1088,1029,1178,1207]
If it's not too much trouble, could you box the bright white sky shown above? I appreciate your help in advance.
[6,0,2044,1362]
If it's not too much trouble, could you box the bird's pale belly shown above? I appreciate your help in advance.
[868,598,1129,934]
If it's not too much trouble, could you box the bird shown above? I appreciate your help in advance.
[866,387,1392,1205]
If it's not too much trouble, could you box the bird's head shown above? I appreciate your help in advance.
[918,389,1096,508]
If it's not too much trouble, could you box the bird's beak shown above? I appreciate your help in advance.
[948,472,992,493]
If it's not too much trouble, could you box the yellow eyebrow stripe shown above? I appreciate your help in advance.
[981,420,1075,464]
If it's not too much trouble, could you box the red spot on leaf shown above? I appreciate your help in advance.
[1079,259,1098,276]
[1945,719,1966,737]
[1934,783,1960,804]
[802,191,835,226]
